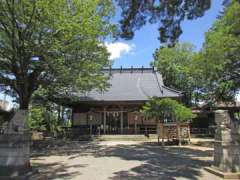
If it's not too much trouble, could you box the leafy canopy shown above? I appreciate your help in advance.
[152,43,197,106]
[141,97,195,122]
[27,105,47,132]
[196,0,240,103]
[0,0,114,109]
[153,0,240,105]
[27,102,71,134]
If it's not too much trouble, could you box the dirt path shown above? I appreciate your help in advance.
[30,140,219,180]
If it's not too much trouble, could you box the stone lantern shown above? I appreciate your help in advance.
[205,110,240,179]
[0,110,31,177]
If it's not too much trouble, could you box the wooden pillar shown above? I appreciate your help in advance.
[134,114,138,134]
[103,107,106,134]
[127,113,129,129]
[120,107,123,134]
[90,122,92,135]
[89,114,93,135]
[157,122,160,144]
[177,122,182,146]
[134,121,137,134]
[188,124,191,144]
[71,108,74,127]
[160,123,164,146]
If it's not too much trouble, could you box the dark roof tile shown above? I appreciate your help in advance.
[72,68,182,102]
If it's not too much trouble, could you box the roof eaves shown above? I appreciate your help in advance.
[162,86,183,95]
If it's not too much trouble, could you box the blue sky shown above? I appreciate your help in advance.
[107,0,223,68]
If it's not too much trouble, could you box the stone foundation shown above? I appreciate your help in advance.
[0,133,31,176]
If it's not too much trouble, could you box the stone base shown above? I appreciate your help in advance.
[204,166,240,179]
[0,134,31,177]
[0,168,37,180]
[0,165,31,177]
[213,142,240,172]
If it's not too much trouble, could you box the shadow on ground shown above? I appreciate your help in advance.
[31,140,213,180]
[96,143,212,180]
[30,162,86,180]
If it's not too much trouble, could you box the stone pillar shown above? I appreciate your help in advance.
[0,134,31,176]
[0,110,31,177]
[213,110,240,173]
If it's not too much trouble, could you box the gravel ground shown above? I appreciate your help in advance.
[30,140,220,180]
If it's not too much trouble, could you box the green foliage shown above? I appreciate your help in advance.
[141,97,195,123]
[27,106,47,132]
[175,104,196,122]
[28,89,72,134]
[196,0,240,103]
[0,0,115,109]
[152,43,197,106]
[27,106,47,131]
[27,101,71,135]
[153,1,240,105]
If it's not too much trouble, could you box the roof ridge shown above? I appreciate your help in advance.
[153,72,163,94]
[102,67,156,73]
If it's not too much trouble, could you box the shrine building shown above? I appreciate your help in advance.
[66,67,182,135]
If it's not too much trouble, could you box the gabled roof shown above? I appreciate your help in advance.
[71,67,182,102]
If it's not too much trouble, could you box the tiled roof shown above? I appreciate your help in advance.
[71,68,182,102]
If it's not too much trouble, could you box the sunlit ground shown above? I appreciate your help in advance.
[30,140,219,180]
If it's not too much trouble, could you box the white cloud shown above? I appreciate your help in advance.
[105,42,135,60]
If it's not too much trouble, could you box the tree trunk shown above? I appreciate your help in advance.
[18,86,32,110]
[17,73,36,110]
[19,99,30,110]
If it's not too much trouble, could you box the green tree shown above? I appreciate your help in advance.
[152,43,197,106]
[141,97,195,123]
[142,97,195,145]
[175,104,195,122]
[27,87,73,135]
[27,105,46,132]
[27,99,72,136]
[153,1,240,105]
[197,0,240,103]
[0,0,114,110]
